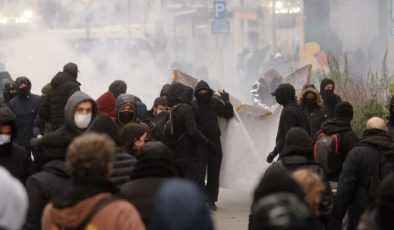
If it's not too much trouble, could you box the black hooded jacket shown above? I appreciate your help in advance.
[42,71,81,131]
[334,129,394,230]
[120,142,176,225]
[87,115,137,186]
[314,117,359,181]
[193,80,234,144]
[387,96,394,138]
[115,94,137,127]
[166,82,209,159]
[320,78,342,119]
[9,77,41,148]
[0,106,33,183]
[24,132,72,230]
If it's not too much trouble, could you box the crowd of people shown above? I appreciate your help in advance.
[0,61,394,230]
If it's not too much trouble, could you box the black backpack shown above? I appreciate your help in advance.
[313,132,342,176]
[368,147,394,199]
[160,104,186,148]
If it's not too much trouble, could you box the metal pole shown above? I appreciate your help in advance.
[272,0,277,51]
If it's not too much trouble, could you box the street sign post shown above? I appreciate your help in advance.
[212,0,230,34]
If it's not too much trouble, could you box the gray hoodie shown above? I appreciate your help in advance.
[64,91,97,134]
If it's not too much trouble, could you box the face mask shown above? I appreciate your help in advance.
[74,114,92,129]
[119,111,134,124]
[17,87,30,99]
[0,135,11,145]
[322,90,335,102]
[196,93,211,104]
[303,98,317,108]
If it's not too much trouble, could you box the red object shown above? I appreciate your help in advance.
[96,91,116,118]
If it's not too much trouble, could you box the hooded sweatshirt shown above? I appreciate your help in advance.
[115,94,137,127]
[57,91,97,139]
[9,77,41,148]
[320,78,342,118]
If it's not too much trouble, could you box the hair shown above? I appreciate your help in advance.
[66,133,115,178]
[292,169,325,215]
[119,122,149,154]
[153,96,167,108]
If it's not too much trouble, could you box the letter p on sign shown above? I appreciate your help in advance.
[214,1,226,20]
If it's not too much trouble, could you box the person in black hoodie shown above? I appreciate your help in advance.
[166,82,212,189]
[320,78,342,119]
[267,127,333,227]
[193,80,234,210]
[266,83,310,163]
[3,81,17,106]
[120,142,176,226]
[334,117,394,230]
[41,62,81,131]
[87,115,137,186]
[24,132,72,230]
[313,101,359,182]
[9,76,41,149]
[0,106,33,183]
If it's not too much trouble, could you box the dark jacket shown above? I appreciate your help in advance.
[387,96,394,138]
[299,87,327,137]
[193,80,234,144]
[24,160,71,230]
[0,106,33,183]
[9,77,41,148]
[120,142,176,226]
[166,82,209,159]
[42,72,80,131]
[334,129,394,230]
[273,101,311,154]
[314,117,359,181]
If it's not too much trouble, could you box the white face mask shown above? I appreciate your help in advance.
[74,114,92,129]
[0,134,11,145]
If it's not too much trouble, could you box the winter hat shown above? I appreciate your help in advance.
[320,78,335,92]
[109,80,127,99]
[285,127,311,148]
[150,179,214,230]
[63,62,79,79]
[335,101,353,121]
[87,115,119,145]
[271,83,296,105]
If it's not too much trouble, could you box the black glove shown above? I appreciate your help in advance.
[266,151,278,163]
[220,90,230,104]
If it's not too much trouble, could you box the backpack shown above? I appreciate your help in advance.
[368,147,394,199]
[313,132,342,176]
[159,104,186,148]
[55,196,118,230]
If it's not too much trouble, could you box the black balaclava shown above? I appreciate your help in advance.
[109,80,127,99]
[3,82,17,102]
[15,77,31,100]
[195,80,213,105]
[271,83,296,106]
[320,78,336,103]
[302,91,318,109]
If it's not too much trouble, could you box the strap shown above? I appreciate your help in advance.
[57,196,118,230]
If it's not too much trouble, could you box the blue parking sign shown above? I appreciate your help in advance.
[214,0,227,20]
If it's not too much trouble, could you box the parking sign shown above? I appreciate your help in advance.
[214,0,227,20]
